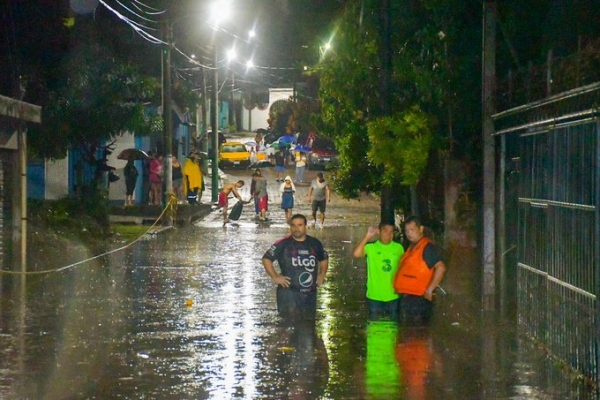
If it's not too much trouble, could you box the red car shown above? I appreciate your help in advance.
[307,138,339,170]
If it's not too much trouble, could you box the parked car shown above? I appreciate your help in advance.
[307,137,339,170]
[219,141,251,169]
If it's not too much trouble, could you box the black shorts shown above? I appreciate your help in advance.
[276,286,317,322]
[311,200,327,213]
[399,294,433,326]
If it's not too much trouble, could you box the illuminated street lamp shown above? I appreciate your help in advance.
[165,2,249,203]
[162,23,173,220]
[208,1,233,202]
[210,46,219,202]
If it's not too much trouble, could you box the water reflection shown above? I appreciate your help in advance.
[0,205,597,398]
[364,321,401,398]
[396,326,437,400]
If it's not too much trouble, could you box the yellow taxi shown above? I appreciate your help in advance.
[219,142,252,169]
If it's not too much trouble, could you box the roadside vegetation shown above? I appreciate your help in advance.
[28,194,149,254]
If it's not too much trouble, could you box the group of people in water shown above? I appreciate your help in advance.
[218,164,331,227]
[262,213,447,326]
[219,167,331,228]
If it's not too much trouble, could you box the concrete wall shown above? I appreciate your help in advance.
[242,88,293,131]
[45,158,69,200]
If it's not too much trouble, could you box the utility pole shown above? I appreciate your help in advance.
[162,21,173,221]
[230,71,236,131]
[379,0,395,224]
[211,47,219,202]
[201,67,209,172]
[482,0,497,310]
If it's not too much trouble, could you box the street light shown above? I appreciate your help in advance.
[162,22,174,220]
[163,13,223,206]
[211,45,219,203]
[164,3,252,204]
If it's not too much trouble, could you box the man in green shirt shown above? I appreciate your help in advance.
[353,222,405,320]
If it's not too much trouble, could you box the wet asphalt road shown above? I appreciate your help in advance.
[0,166,596,399]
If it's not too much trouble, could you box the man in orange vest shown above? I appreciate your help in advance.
[394,215,446,325]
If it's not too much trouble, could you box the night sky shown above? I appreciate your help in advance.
[0,0,348,98]
[2,1,599,101]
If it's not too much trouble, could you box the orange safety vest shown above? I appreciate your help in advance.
[394,237,434,296]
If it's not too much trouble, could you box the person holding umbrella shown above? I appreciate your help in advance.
[123,159,138,207]
[295,151,307,183]
[274,148,285,182]
[117,148,149,206]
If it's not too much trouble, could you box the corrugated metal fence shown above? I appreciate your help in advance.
[494,82,599,384]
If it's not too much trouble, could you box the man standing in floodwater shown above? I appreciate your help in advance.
[353,222,405,320]
[262,214,329,322]
[306,172,330,228]
[394,215,446,325]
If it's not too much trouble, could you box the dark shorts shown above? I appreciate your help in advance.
[399,294,433,326]
[275,165,285,173]
[187,187,198,203]
[276,287,317,322]
[311,200,327,213]
[366,298,400,321]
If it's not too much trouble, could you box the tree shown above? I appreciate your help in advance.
[28,40,158,160]
[318,2,439,212]
[317,0,482,224]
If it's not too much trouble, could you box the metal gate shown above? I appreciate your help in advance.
[494,83,600,384]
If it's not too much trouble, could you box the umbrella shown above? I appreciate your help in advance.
[278,135,295,144]
[293,145,312,153]
[250,160,274,168]
[117,148,149,160]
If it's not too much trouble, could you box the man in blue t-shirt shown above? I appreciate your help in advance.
[262,214,329,322]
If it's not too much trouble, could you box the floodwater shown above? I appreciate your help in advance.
[0,168,597,399]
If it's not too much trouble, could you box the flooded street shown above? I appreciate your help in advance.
[0,168,596,399]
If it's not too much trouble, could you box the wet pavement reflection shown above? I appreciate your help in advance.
[0,182,597,399]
